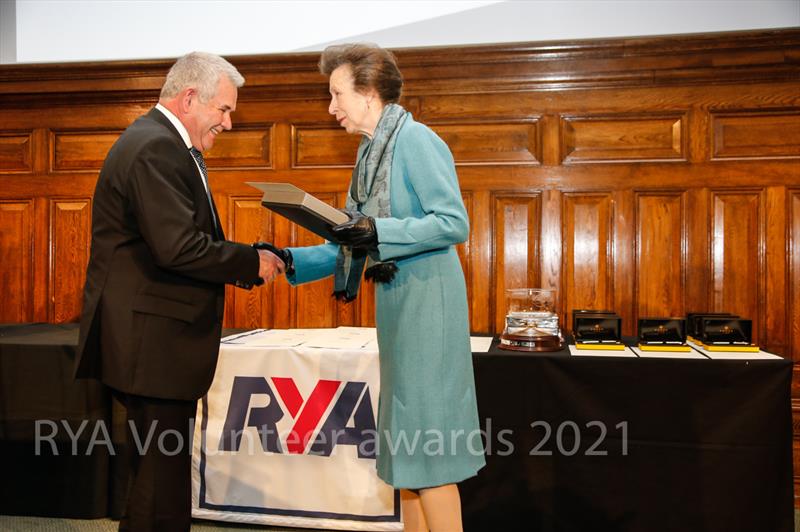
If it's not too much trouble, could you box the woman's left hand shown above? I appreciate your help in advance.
[332,210,378,249]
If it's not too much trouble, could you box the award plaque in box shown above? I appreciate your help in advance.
[571,309,616,335]
[574,314,624,350]
[637,318,690,351]
[686,312,735,341]
[499,288,564,352]
[248,182,349,243]
[699,317,754,346]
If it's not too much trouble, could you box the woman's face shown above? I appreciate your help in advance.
[328,64,380,137]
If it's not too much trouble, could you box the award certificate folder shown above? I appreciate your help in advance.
[248,182,349,242]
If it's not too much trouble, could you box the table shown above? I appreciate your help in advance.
[192,329,401,530]
[0,323,112,518]
[0,324,793,531]
[461,344,794,532]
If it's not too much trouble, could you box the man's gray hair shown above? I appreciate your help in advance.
[160,51,245,102]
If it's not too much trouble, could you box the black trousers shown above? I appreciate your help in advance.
[114,390,197,532]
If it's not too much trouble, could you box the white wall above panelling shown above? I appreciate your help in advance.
[6,0,499,63]
[2,0,799,64]
[308,0,800,50]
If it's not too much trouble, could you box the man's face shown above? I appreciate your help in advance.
[184,76,237,152]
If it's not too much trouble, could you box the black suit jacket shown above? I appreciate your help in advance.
[75,108,260,400]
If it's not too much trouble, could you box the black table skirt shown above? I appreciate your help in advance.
[0,323,111,518]
[0,324,793,531]
[461,344,794,532]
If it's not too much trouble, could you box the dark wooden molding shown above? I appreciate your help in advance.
[1,28,797,103]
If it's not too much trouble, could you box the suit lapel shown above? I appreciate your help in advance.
[145,107,225,241]
[146,107,182,139]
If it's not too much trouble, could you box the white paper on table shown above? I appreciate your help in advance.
[220,329,267,344]
[686,340,783,360]
[631,346,708,359]
[335,326,378,338]
[333,334,494,352]
[568,345,638,357]
[363,338,379,351]
[470,336,494,353]
[225,328,307,347]
[300,327,377,349]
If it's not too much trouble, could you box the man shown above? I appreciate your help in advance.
[74,52,284,531]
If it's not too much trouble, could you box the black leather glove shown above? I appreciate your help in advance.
[332,210,378,249]
[252,242,294,282]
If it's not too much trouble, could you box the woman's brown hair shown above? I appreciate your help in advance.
[320,43,403,104]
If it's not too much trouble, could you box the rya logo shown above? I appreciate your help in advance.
[219,376,376,458]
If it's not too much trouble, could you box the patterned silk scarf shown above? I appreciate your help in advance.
[333,103,408,302]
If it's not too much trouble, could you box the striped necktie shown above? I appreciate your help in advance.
[189,147,220,235]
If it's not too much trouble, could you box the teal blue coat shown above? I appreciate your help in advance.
[287,116,485,488]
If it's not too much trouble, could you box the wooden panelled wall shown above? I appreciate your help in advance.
[1,28,799,492]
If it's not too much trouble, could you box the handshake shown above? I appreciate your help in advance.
[252,210,378,285]
[253,242,293,286]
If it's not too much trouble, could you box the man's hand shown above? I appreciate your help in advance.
[252,242,294,285]
[257,249,285,283]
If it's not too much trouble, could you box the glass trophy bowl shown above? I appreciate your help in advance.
[499,288,564,352]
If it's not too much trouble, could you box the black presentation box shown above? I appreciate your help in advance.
[686,312,736,338]
[248,182,350,243]
[571,309,616,335]
[638,318,687,345]
[698,317,753,345]
[574,314,622,343]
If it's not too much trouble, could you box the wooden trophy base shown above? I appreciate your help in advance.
[498,332,564,352]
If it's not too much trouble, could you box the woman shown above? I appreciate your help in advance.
[281,43,485,532]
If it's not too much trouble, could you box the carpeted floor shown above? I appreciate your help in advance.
[2,513,799,532]
[0,515,333,531]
